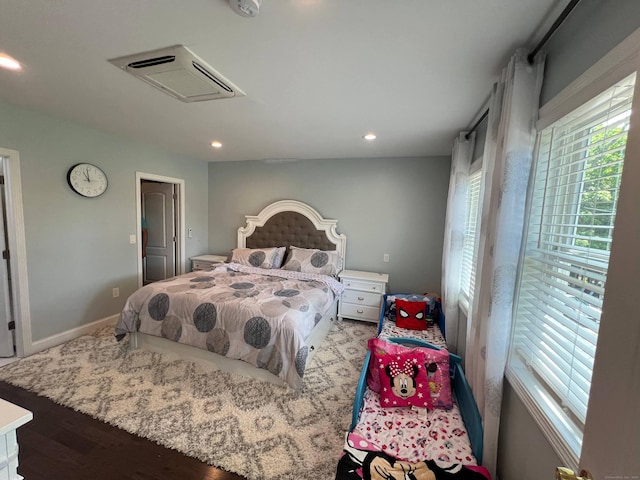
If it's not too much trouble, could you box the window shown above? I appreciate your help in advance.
[459,167,482,310]
[507,72,635,463]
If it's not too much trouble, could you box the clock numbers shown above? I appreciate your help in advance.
[67,163,108,198]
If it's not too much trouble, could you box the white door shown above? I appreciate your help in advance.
[0,176,13,357]
[142,182,176,283]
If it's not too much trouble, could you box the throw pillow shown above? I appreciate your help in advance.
[377,350,430,409]
[367,337,453,410]
[395,299,428,330]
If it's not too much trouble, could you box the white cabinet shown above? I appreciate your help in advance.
[338,269,389,323]
[190,254,227,271]
[0,398,32,480]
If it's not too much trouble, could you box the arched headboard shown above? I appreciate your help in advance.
[237,200,346,260]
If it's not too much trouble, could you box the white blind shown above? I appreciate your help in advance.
[460,169,482,303]
[512,73,635,427]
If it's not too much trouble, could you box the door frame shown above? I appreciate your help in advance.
[0,147,32,357]
[135,172,185,288]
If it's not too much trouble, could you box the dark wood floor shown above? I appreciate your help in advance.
[0,381,246,480]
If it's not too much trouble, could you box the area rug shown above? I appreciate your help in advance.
[0,319,377,480]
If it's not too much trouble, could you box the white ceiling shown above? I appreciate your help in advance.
[0,0,563,162]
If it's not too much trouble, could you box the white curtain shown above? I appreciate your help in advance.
[441,132,475,352]
[465,49,545,477]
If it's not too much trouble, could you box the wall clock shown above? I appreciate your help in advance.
[67,163,108,198]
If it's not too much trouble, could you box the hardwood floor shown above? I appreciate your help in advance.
[0,381,247,480]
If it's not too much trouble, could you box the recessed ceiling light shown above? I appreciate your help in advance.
[363,133,377,141]
[0,53,22,71]
[211,141,222,149]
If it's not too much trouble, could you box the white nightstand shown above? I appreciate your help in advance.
[0,398,32,480]
[190,254,227,271]
[338,269,389,323]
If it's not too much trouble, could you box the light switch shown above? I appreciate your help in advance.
[188,228,193,238]
[130,235,136,244]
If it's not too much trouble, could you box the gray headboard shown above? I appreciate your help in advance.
[237,200,346,259]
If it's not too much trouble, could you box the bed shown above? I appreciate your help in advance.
[115,199,346,389]
[335,294,488,480]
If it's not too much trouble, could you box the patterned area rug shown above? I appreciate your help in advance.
[0,319,377,480]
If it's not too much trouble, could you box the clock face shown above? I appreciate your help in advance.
[67,163,108,198]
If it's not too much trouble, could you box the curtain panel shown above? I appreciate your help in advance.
[464,49,545,477]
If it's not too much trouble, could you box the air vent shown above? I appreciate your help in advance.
[127,55,176,69]
[108,45,245,103]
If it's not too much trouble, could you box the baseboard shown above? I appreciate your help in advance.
[29,314,119,355]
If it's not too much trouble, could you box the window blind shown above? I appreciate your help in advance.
[511,73,635,429]
[460,169,482,304]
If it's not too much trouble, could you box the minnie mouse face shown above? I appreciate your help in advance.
[385,360,419,399]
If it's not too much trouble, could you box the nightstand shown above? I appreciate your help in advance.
[338,269,389,323]
[190,254,227,271]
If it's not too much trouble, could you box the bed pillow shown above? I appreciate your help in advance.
[376,350,430,409]
[230,247,285,269]
[271,246,287,268]
[395,299,428,331]
[367,337,453,410]
[281,246,343,276]
[422,347,454,410]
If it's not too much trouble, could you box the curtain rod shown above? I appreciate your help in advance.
[464,108,489,140]
[464,0,582,140]
[527,0,581,64]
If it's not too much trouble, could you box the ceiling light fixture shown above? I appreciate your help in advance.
[363,133,377,141]
[0,53,22,71]
[229,0,262,17]
[211,141,223,149]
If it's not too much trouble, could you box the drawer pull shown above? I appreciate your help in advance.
[372,286,377,290]
[357,296,364,301]
[357,309,364,314]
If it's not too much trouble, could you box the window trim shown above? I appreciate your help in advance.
[505,364,581,468]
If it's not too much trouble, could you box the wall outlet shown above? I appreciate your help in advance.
[112,287,119,298]
[383,253,390,263]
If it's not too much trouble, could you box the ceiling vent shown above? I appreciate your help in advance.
[108,45,245,103]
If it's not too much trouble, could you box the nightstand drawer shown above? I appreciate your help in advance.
[340,303,380,322]
[190,254,227,272]
[341,279,384,293]
[341,290,381,307]
[192,260,217,271]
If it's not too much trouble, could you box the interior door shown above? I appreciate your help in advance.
[0,175,14,357]
[142,182,176,283]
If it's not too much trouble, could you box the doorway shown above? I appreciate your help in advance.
[0,148,32,359]
[136,172,185,288]
[0,162,14,357]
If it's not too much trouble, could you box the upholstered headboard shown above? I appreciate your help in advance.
[237,200,346,259]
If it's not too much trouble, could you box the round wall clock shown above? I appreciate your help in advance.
[67,163,108,198]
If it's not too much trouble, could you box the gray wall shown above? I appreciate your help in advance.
[498,1,640,479]
[208,156,451,294]
[0,101,209,341]
[540,0,640,105]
